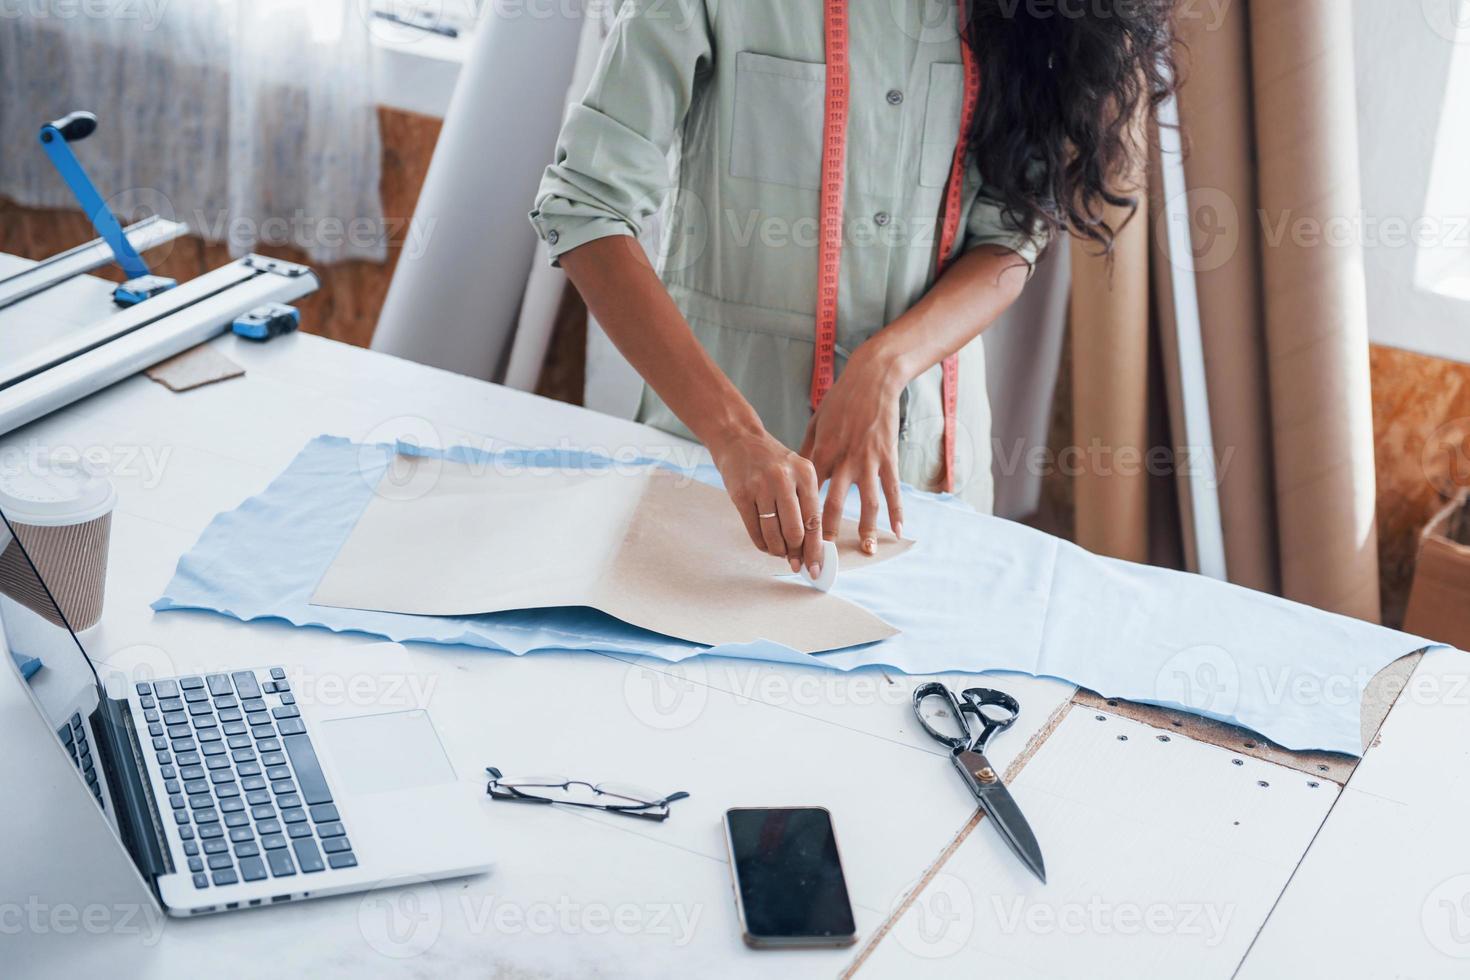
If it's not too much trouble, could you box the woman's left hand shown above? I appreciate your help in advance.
[799,341,910,555]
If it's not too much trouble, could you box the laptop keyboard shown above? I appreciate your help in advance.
[57,711,104,808]
[136,667,358,890]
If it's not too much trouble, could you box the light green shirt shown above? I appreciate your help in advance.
[531,0,1047,510]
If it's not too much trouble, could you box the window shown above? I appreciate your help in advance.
[1354,0,1470,363]
[1417,0,1470,301]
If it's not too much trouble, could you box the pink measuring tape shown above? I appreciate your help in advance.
[810,0,980,493]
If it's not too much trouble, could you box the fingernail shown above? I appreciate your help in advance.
[894,522,903,539]
[788,557,801,573]
[809,563,822,579]
[862,537,876,555]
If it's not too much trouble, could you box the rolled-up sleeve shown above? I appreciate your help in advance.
[529,0,714,266]
[962,159,1052,275]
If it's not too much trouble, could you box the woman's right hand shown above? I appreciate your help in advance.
[708,428,824,578]
[558,240,822,575]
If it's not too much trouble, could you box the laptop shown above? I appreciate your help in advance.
[0,502,493,922]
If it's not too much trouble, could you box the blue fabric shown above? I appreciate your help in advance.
[155,436,1438,755]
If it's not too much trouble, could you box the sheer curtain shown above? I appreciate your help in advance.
[0,0,383,265]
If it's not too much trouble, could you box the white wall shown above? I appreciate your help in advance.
[1353,0,1470,364]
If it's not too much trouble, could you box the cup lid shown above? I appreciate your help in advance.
[0,458,116,527]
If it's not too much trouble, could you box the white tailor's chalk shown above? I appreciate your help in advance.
[801,539,840,592]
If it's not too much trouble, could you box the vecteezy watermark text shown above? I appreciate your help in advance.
[0,439,173,490]
[991,895,1235,946]
[0,0,168,30]
[0,898,165,945]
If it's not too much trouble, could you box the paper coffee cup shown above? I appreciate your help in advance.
[0,462,116,631]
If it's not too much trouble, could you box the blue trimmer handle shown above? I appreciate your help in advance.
[38,110,152,281]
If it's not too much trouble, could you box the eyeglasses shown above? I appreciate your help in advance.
[484,767,690,822]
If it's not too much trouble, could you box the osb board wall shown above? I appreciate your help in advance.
[0,106,441,350]
[1371,343,1470,627]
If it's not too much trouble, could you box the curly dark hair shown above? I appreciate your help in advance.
[964,0,1180,255]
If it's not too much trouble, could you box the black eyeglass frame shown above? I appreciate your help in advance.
[484,767,690,822]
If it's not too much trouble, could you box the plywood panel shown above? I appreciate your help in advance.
[854,709,1337,978]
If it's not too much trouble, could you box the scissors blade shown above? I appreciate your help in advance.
[954,749,1047,884]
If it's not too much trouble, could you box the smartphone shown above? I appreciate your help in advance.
[723,806,858,949]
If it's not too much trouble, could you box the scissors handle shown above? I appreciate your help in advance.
[960,688,1020,751]
[913,682,972,750]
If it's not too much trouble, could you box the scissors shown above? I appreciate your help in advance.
[913,683,1047,883]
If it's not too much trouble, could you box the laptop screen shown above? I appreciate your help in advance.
[0,511,111,805]
[1,491,183,888]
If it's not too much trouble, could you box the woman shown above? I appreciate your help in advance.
[531,0,1176,577]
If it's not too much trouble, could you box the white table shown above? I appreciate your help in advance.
[4,269,1465,977]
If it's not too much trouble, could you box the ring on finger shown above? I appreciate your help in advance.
[758,511,778,520]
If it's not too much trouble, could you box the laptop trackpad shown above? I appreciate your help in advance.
[318,710,456,795]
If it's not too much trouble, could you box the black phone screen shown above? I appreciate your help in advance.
[725,807,856,942]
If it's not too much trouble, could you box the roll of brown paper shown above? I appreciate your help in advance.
[1174,1,1280,596]
[1250,0,1382,622]
[1071,124,1152,565]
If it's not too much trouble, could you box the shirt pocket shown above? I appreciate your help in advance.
[729,50,827,190]
[920,62,965,188]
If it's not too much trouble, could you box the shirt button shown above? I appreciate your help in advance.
[886,89,903,106]
[874,212,891,227]
[546,229,560,245]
